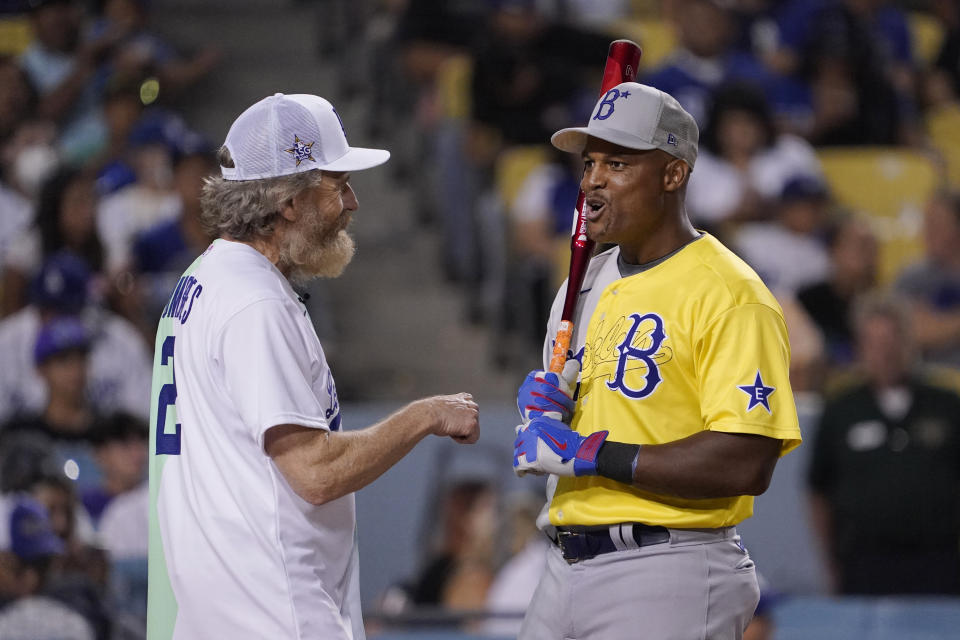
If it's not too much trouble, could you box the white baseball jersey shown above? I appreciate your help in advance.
[147,239,363,640]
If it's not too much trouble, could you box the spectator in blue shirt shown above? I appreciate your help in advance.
[643,0,809,128]
[766,0,915,144]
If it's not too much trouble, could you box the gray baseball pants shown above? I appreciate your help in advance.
[519,526,760,640]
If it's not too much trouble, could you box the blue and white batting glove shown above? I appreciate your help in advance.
[517,359,580,424]
[513,416,608,477]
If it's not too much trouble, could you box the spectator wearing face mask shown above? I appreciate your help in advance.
[0,117,59,207]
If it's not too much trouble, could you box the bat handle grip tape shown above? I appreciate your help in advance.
[549,320,574,373]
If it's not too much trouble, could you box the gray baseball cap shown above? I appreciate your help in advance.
[551,82,698,169]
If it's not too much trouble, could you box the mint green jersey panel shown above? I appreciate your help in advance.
[147,253,204,640]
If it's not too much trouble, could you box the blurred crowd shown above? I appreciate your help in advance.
[0,0,217,636]
[2,0,960,638]
[357,0,960,380]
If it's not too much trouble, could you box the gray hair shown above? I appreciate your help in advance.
[199,146,323,240]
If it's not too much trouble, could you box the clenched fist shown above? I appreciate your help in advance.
[422,393,480,444]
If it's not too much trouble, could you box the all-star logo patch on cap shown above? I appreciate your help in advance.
[220,93,390,181]
[551,82,698,169]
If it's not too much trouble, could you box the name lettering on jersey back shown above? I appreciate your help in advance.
[162,275,203,324]
[581,313,672,400]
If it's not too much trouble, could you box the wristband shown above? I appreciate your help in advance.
[596,441,641,485]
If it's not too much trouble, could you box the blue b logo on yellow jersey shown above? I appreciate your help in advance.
[607,312,666,399]
[581,312,671,402]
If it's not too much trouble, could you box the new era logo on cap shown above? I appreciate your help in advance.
[551,82,698,169]
[220,93,390,181]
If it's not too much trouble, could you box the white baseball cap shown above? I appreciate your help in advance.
[219,93,390,181]
[551,82,698,169]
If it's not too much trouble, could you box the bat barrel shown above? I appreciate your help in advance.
[558,39,641,325]
[602,40,641,90]
[550,39,642,372]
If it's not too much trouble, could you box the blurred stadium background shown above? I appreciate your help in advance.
[2,0,960,638]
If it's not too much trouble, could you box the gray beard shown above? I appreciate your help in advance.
[286,228,356,285]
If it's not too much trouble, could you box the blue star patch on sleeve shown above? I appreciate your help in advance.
[738,371,775,414]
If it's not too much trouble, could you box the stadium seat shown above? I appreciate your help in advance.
[494,145,570,287]
[436,55,472,122]
[816,147,941,284]
[629,0,661,18]
[926,104,960,187]
[0,15,32,56]
[612,18,677,71]
[909,11,946,68]
[494,145,550,210]
[927,364,960,395]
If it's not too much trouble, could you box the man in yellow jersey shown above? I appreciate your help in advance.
[512,81,802,640]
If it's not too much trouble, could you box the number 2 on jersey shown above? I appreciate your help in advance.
[156,335,182,455]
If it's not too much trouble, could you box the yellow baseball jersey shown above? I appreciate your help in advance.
[543,234,801,529]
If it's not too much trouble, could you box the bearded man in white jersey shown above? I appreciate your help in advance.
[146,93,480,640]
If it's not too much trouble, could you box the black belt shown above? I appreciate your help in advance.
[551,523,670,564]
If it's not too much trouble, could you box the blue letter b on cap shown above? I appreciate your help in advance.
[594,89,621,121]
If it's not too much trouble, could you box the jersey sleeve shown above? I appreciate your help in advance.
[697,302,802,455]
[219,298,329,447]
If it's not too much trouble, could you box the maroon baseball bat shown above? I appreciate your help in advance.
[548,39,642,373]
